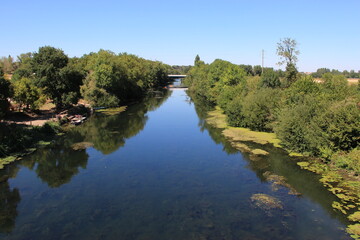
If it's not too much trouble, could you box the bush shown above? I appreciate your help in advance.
[260,69,281,88]
[240,88,281,131]
[225,96,246,127]
[274,95,324,154]
[312,99,360,152]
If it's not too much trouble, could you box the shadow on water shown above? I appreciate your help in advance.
[0,89,171,235]
[190,92,351,227]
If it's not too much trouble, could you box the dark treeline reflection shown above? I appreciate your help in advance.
[189,91,237,155]
[0,89,171,234]
[0,167,20,234]
[190,91,351,226]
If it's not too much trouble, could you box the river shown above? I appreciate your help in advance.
[0,88,351,239]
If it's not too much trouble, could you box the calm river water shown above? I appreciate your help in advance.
[0,88,352,239]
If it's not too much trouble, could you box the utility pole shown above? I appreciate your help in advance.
[261,49,264,75]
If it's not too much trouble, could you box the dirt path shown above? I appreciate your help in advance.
[3,110,56,126]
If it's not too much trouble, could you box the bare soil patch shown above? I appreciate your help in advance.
[3,110,56,126]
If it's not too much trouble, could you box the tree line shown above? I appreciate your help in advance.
[0,46,173,118]
[185,38,360,173]
[311,68,360,79]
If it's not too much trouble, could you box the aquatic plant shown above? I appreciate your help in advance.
[250,193,283,216]
[71,142,94,151]
[347,224,360,240]
[349,212,360,222]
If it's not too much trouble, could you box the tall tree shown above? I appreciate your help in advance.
[276,38,300,66]
[194,55,200,66]
[31,46,83,108]
[277,38,300,86]
[194,54,204,67]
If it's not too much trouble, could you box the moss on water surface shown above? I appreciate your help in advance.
[223,128,281,148]
[206,107,228,129]
[206,108,281,148]
[96,106,127,115]
[250,194,283,216]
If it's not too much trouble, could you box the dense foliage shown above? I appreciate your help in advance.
[0,69,12,118]
[0,122,62,157]
[79,50,169,107]
[185,57,360,172]
[3,47,170,110]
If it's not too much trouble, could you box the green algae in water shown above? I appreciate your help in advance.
[297,162,310,168]
[263,171,302,196]
[332,201,347,214]
[250,193,283,214]
[230,142,251,152]
[96,106,127,115]
[251,149,269,156]
[223,127,281,148]
[205,107,282,148]
[349,212,360,222]
[289,152,304,157]
[0,156,17,169]
[206,107,228,129]
[347,224,360,240]
[38,141,52,146]
[71,142,94,151]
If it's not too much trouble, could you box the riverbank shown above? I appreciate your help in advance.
[0,121,63,169]
[205,106,360,239]
[0,103,130,170]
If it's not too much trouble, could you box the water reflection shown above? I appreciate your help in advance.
[0,90,171,234]
[35,147,88,188]
[0,168,20,233]
[70,90,172,155]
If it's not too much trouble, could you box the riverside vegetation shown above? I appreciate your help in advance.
[184,39,360,238]
[0,41,360,238]
[0,46,174,165]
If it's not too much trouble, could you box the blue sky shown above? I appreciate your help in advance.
[1,0,359,72]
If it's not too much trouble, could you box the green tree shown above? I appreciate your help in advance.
[253,65,262,76]
[277,38,300,86]
[240,88,281,131]
[311,68,330,78]
[239,64,253,76]
[284,75,319,105]
[0,69,12,118]
[0,55,16,74]
[312,99,360,153]
[13,77,46,110]
[321,73,349,100]
[283,63,298,87]
[260,69,281,88]
[12,53,34,82]
[31,46,83,108]
[276,38,300,66]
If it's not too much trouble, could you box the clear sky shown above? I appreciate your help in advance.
[1,0,359,72]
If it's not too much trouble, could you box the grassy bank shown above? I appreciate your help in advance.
[0,121,63,169]
[205,106,360,239]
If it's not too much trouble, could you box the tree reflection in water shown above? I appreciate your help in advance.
[0,167,21,233]
[0,89,171,234]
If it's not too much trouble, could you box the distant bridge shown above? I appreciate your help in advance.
[168,75,187,78]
